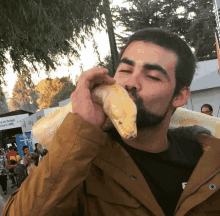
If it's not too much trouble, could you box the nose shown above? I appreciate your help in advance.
[124,76,142,93]
[124,83,141,93]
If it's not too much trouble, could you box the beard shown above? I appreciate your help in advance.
[132,88,171,130]
[106,88,173,140]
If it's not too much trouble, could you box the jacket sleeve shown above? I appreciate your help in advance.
[2,113,108,216]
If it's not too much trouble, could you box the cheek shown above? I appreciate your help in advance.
[113,73,128,86]
[142,87,174,113]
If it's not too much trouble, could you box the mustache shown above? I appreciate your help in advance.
[129,88,143,108]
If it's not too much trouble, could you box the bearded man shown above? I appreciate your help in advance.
[3,28,220,216]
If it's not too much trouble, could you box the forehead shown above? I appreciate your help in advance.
[202,106,210,111]
[121,41,177,66]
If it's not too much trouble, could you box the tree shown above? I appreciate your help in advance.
[95,52,115,76]
[50,76,76,107]
[35,77,65,109]
[8,74,38,112]
[103,0,119,75]
[0,87,9,115]
[186,0,217,61]
[116,0,217,61]
[0,0,106,86]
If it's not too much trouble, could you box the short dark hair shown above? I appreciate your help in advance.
[201,104,213,112]
[119,28,197,97]
[9,146,13,151]
[22,145,29,151]
[9,160,17,165]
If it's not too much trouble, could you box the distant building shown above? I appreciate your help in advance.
[182,59,220,117]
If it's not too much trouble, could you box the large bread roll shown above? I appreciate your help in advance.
[32,84,138,150]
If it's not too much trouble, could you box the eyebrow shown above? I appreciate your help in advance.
[119,58,134,66]
[119,58,171,82]
[143,64,171,82]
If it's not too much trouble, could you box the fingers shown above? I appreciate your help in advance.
[103,74,116,85]
[77,67,116,90]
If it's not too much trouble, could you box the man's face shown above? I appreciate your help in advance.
[24,148,29,155]
[201,106,213,116]
[114,41,178,129]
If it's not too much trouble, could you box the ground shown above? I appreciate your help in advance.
[0,177,19,214]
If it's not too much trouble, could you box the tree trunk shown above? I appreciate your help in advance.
[103,0,119,77]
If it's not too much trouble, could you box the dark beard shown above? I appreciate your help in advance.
[106,88,172,140]
[132,88,170,130]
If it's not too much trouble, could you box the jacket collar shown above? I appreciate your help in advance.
[175,134,220,214]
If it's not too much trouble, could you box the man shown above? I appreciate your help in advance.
[3,28,220,216]
[11,146,21,164]
[201,103,213,116]
[9,160,27,188]
[0,150,8,195]
[6,146,17,188]
[22,145,37,175]
[22,145,30,166]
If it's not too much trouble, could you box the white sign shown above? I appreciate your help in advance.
[21,107,60,133]
[0,114,29,131]
[21,110,45,133]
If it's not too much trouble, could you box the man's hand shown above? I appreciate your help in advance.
[70,68,116,128]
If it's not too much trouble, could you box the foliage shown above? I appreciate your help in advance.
[0,87,9,115]
[35,76,76,109]
[0,0,107,85]
[8,74,38,112]
[95,52,115,76]
[50,76,76,107]
[35,77,64,109]
[116,0,217,61]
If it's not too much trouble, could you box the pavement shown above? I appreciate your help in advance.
[0,177,19,215]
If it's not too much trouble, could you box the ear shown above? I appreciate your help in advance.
[172,87,191,108]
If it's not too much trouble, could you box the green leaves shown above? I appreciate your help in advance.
[0,0,104,85]
[116,0,217,61]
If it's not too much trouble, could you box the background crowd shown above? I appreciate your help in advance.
[0,143,48,196]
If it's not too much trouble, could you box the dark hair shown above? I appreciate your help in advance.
[119,28,197,97]
[22,145,29,151]
[9,160,17,165]
[201,104,213,112]
[9,146,13,151]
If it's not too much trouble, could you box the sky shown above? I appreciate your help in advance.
[2,0,130,100]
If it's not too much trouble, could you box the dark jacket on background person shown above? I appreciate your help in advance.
[13,164,27,187]
[2,113,220,216]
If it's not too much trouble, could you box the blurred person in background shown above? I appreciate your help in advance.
[6,146,17,188]
[0,150,8,195]
[13,146,21,164]
[9,160,27,188]
[33,143,40,166]
[22,146,38,175]
[201,104,213,116]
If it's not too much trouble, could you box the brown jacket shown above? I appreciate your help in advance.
[3,113,220,216]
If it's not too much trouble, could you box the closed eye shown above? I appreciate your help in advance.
[119,70,132,73]
[147,76,161,81]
